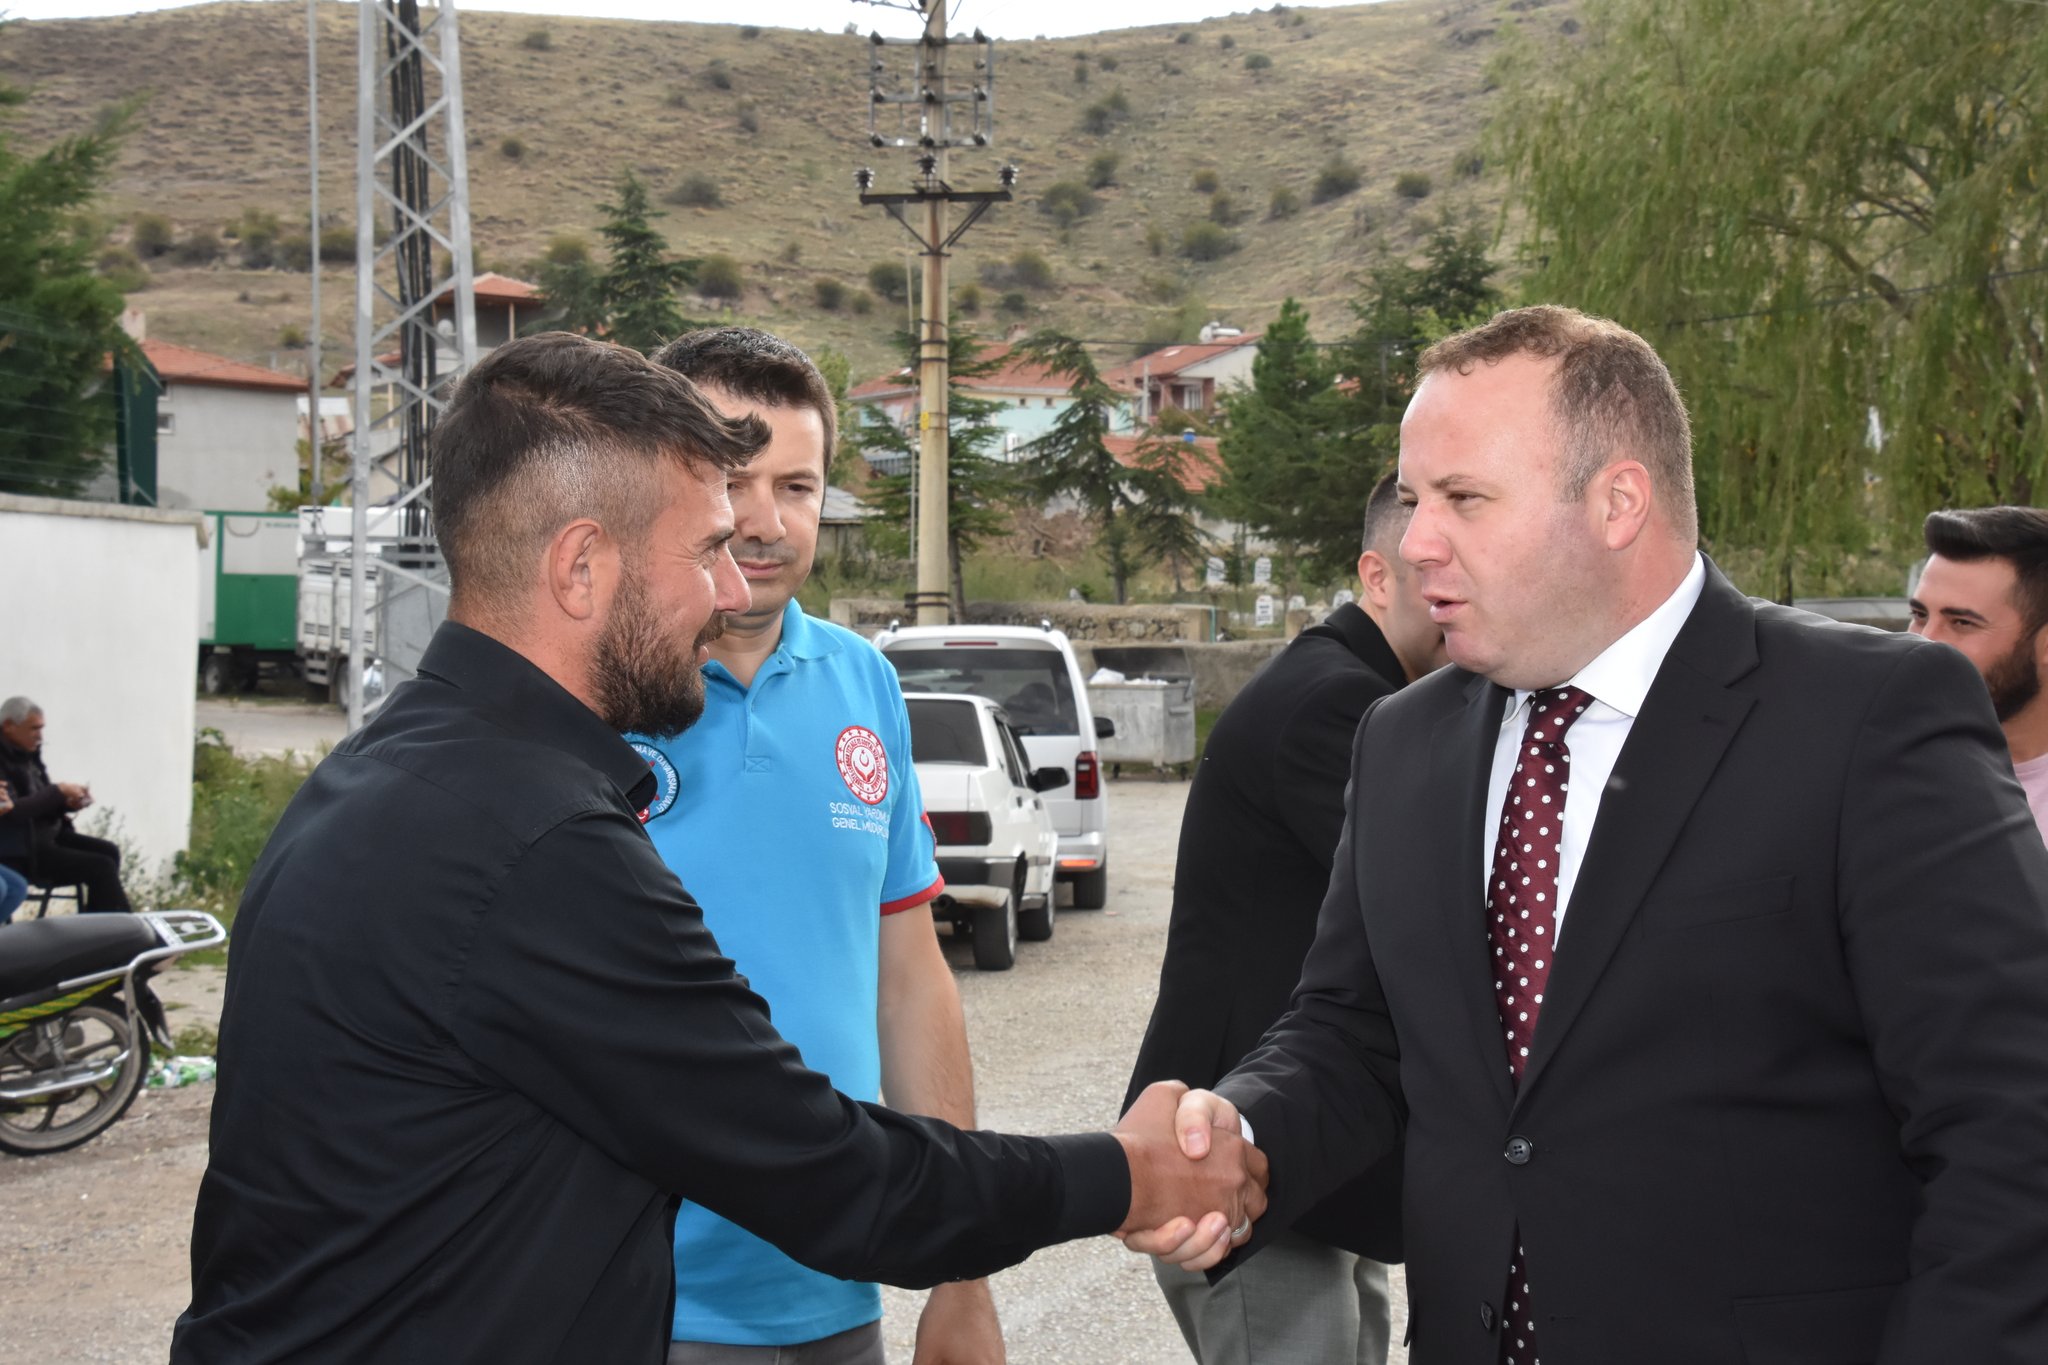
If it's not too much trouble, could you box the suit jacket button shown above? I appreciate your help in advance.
[1480,1302,1497,1332]
[1503,1135,1535,1165]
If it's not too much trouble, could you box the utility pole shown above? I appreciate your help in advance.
[307,0,323,507]
[855,2,1012,625]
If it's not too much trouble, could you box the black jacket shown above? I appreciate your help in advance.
[0,738,68,863]
[174,623,1129,1365]
[1217,566,2048,1364]
[1126,603,1407,1262]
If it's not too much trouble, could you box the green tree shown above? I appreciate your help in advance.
[851,329,1022,617]
[528,233,605,335]
[594,171,695,351]
[1495,0,2048,592]
[1016,331,1206,604]
[1216,227,1500,586]
[0,60,133,497]
[1213,299,1340,588]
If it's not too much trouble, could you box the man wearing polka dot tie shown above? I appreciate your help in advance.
[1122,306,2048,1364]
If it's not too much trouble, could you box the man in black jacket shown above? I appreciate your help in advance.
[1127,473,1445,1365]
[0,696,131,913]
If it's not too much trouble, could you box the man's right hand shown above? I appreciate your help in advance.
[1111,1082,1266,1273]
[56,782,89,811]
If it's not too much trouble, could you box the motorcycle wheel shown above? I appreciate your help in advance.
[0,1002,150,1156]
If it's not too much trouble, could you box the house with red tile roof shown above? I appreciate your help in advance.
[848,340,1099,473]
[1101,332,1261,423]
[434,272,549,349]
[140,338,306,510]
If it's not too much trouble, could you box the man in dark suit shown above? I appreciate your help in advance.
[1135,305,2048,1364]
[1127,472,1444,1365]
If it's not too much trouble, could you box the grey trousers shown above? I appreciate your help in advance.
[1153,1230,1393,1365]
[667,1320,885,1365]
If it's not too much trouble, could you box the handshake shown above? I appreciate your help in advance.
[1111,1082,1263,1273]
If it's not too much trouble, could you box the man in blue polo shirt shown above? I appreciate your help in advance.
[627,328,1002,1365]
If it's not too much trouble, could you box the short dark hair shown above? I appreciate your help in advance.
[1419,304,1696,541]
[1359,471,1405,556]
[1924,506,2048,634]
[649,327,837,475]
[430,331,767,617]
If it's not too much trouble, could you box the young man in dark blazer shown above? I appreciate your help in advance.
[1134,306,2048,1364]
[1127,472,1445,1365]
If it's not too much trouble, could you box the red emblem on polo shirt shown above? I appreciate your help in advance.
[836,725,890,806]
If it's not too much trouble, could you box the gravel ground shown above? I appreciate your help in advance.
[0,777,1408,1364]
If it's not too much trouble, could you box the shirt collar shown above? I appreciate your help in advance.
[775,598,838,661]
[1506,552,1708,724]
[703,599,838,690]
[414,621,656,810]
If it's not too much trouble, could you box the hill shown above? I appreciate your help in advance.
[0,0,1567,382]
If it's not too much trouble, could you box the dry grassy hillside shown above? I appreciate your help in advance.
[0,0,1571,381]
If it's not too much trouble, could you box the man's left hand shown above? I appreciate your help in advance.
[912,1278,1004,1365]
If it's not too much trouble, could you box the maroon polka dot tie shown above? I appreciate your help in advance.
[1488,685,1592,1365]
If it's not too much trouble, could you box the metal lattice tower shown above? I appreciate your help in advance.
[342,0,477,726]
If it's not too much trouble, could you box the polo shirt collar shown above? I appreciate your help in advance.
[414,621,656,809]
[774,598,840,662]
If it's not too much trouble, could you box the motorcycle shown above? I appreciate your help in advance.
[0,910,225,1156]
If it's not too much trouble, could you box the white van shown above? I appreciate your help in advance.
[874,623,1115,908]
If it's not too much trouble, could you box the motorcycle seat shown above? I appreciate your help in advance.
[0,914,160,1004]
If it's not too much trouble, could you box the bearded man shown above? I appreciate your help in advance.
[172,332,1267,1365]
[1910,506,2048,844]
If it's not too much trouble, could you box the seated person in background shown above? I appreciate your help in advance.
[0,783,27,922]
[0,697,132,913]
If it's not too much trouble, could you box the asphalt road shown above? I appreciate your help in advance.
[0,775,1409,1364]
[192,696,347,758]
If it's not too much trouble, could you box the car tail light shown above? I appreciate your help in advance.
[1074,750,1100,800]
[927,811,992,846]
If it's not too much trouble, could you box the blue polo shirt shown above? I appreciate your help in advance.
[626,600,943,1347]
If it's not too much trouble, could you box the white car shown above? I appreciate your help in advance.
[878,624,1115,909]
[905,692,1063,971]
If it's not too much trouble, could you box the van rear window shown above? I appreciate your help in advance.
[886,648,1079,736]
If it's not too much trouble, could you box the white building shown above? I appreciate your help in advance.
[1,492,204,876]
[143,339,307,512]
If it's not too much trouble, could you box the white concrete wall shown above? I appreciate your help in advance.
[157,383,299,512]
[0,494,205,879]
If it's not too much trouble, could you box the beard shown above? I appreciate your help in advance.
[589,563,726,739]
[1983,630,2043,723]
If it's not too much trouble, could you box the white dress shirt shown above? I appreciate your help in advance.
[1481,553,1706,942]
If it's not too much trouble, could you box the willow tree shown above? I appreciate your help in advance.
[1494,0,2048,594]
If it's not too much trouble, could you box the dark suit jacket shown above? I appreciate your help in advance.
[1126,603,1406,1262]
[1216,565,2048,1365]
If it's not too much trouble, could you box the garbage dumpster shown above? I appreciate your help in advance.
[1087,645,1197,777]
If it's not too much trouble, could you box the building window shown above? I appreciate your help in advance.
[156,411,175,436]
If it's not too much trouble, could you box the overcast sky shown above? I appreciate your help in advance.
[4,0,1387,41]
